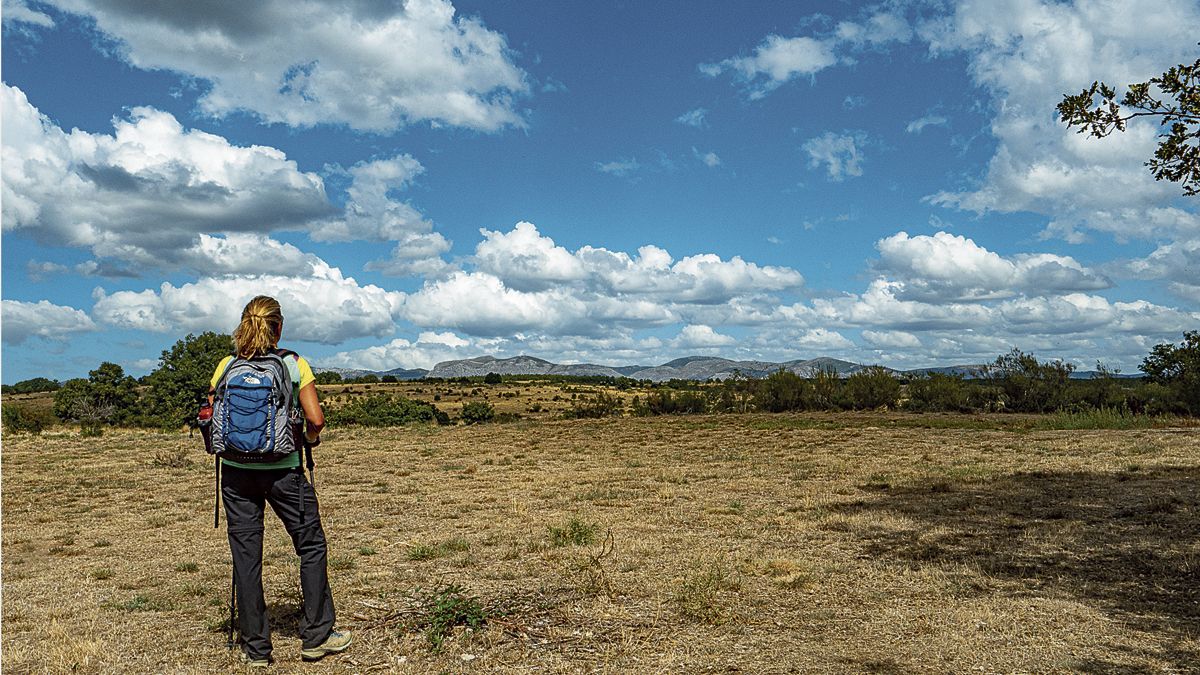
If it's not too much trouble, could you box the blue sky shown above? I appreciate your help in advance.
[3,0,1197,383]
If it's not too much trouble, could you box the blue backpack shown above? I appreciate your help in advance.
[209,349,302,463]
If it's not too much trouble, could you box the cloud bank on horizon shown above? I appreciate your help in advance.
[2,0,1197,381]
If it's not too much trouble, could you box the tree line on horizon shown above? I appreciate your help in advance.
[1,331,1197,434]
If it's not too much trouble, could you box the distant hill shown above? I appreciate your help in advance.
[312,366,428,380]
[379,367,429,380]
[424,355,941,382]
[315,354,1145,382]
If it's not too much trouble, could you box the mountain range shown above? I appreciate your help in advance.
[316,354,998,382]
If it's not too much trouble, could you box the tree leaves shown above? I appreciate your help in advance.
[1058,47,1200,196]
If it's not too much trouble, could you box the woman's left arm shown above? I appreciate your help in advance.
[298,383,324,443]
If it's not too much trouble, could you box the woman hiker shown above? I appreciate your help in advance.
[210,295,351,667]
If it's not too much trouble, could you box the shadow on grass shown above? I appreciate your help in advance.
[264,600,304,639]
[835,466,1200,669]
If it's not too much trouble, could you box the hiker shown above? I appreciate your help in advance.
[209,295,351,667]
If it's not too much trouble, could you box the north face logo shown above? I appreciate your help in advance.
[242,375,262,385]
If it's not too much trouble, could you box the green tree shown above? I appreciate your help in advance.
[1058,48,1200,195]
[52,363,139,429]
[314,371,343,385]
[1140,331,1200,415]
[844,366,901,410]
[54,378,91,421]
[483,372,502,385]
[86,362,140,424]
[7,377,61,394]
[905,372,971,412]
[985,349,1076,413]
[753,369,812,412]
[141,332,233,430]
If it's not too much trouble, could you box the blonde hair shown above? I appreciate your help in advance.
[233,295,283,358]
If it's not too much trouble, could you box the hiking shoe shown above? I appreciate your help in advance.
[240,651,271,668]
[301,630,352,661]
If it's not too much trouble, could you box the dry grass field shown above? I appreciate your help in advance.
[3,395,1199,672]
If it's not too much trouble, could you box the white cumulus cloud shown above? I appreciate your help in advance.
[91,264,405,343]
[1,299,97,344]
[921,0,1200,242]
[875,231,1111,301]
[2,84,333,272]
[320,331,496,371]
[671,324,736,349]
[36,0,529,132]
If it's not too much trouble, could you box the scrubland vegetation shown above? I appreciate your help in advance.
[2,332,1198,670]
[3,412,1198,671]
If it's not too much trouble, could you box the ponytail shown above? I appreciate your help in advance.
[232,295,283,358]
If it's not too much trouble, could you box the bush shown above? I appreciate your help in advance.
[811,367,843,410]
[753,369,812,412]
[1141,331,1200,415]
[483,372,502,385]
[460,401,495,424]
[1077,362,1133,411]
[844,366,901,410]
[327,394,448,427]
[985,349,1075,412]
[644,389,708,415]
[562,391,623,419]
[905,373,971,412]
[1,403,54,433]
[345,374,380,385]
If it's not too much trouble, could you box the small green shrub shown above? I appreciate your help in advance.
[416,584,488,650]
[327,394,449,427]
[548,517,600,547]
[460,401,495,425]
[407,537,471,561]
[407,544,440,561]
[644,389,708,415]
[562,391,623,419]
[672,559,741,624]
[905,373,972,412]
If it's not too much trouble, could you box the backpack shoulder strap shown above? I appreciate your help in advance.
[213,354,238,390]
[274,348,302,405]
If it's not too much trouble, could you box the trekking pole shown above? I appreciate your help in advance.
[304,437,316,489]
[226,570,236,649]
[213,456,221,529]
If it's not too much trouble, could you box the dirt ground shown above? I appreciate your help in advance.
[3,414,1198,673]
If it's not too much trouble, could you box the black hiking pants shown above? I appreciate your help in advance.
[222,464,336,660]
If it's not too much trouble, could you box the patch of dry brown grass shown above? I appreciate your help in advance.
[3,415,1198,672]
